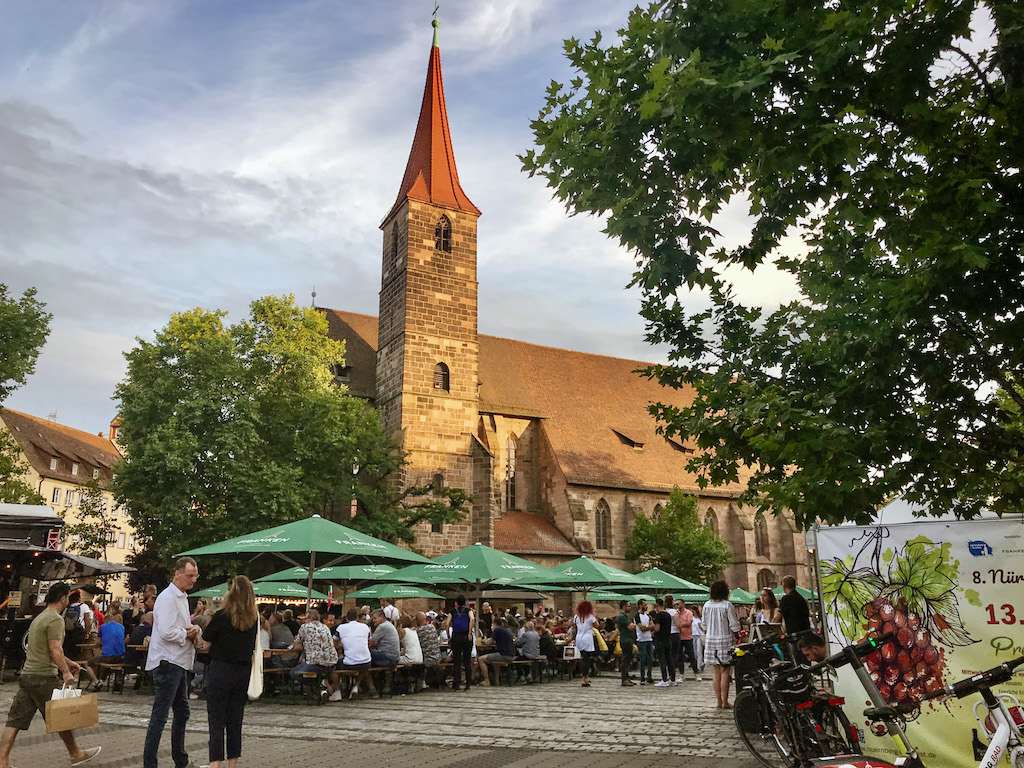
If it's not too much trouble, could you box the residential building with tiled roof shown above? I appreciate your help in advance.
[319,25,806,591]
[0,407,134,596]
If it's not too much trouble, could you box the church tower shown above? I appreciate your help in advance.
[376,19,482,521]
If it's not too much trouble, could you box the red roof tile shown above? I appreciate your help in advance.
[1,408,122,484]
[493,511,580,556]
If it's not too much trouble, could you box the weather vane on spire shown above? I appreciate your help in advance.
[432,2,440,46]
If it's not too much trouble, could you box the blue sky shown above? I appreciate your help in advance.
[1,0,797,434]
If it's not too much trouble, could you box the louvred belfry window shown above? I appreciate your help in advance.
[433,362,450,392]
[435,215,452,253]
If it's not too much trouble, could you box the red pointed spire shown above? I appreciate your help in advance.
[385,28,480,222]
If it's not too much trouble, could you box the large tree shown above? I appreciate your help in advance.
[625,489,732,585]
[524,0,1024,527]
[0,284,51,504]
[113,295,465,574]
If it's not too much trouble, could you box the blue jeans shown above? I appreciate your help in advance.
[369,649,398,667]
[637,641,655,681]
[143,662,190,768]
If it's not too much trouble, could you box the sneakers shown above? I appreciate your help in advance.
[71,747,102,766]
[621,679,636,686]
[654,680,670,687]
[669,680,678,686]
[638,679,647,685]
[328,690,343,702]
[694,675,703,682]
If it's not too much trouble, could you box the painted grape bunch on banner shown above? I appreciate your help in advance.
[821,528,979,720]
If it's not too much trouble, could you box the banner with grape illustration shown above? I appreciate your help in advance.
[817,518,1024,767]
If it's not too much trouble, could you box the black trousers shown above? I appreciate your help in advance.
[620,643,634,681]
[450,631,473,690]
[579,649,596,678]
[678,638,699,674]
[205,659,250,762]
[655,637,676,681]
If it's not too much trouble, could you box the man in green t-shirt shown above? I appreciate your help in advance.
[616,600,636,686]
[0,582,102,768]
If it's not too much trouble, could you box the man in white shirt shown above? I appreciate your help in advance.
[380,598,400,623]
[143,557,201,768]
[665,593,681,674]
[334,610,373,700]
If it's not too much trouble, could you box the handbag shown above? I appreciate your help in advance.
[247,635,264,701]
[46,684,97,733]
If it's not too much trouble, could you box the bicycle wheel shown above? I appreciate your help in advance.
[734,688,800,768]
[814,703,861,757]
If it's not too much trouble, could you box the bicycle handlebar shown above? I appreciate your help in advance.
[919,655,1024,702]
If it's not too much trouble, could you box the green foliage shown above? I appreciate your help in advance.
[0,285,52,402]
[624,488,731,584]
[0,427,43,504]
[113,295,459,577]
[523,0,1024,526]
[59,480,117,559]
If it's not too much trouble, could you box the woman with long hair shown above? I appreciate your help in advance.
[569,600,598,687]
[702,580,740,709]
[759,588,783,625]
[201,576,259,768]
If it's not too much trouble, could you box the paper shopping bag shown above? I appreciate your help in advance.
[45,692,98,733]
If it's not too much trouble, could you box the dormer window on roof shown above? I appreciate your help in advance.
[92,468,100,480]
[611,428,644,451]
[72,462,79,476]
[49,458,57,471]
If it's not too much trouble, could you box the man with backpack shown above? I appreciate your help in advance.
[61,591,86,660]
[443,595,475,691]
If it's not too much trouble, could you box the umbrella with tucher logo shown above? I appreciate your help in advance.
[178,514,431,607]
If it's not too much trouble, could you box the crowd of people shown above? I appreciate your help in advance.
[0,558,814,768]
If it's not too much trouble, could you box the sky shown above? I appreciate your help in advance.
[1,0,799,435]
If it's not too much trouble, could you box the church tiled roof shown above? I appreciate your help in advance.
[493,511,580,556]
[1,407,121,484]
[384,32,480,223]
[319,309,748,496]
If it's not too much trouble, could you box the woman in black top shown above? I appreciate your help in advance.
[202,575,259,768]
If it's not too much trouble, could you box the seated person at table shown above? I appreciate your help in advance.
[399,614,423,665]
[477,616,516,686]
[290,609,340,699]
[515,620,542,682]
[539,625,558,665]
[335,609,373,700]
[82,613,126,690]
[268,612,298,668]
[796,632,828,664]
[368,610,400,667]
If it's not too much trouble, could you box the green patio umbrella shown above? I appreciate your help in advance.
[192,581,330,601]
[347,584,442,600]
[178,514,430,607]
[256,564,403,583]
[772,585,818,601]
[633,568,710,599]
[729,588,759,604]
[534,556,657,595]
[589,591,657,603]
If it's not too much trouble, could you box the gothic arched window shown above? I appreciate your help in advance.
[757,568,777,589]
[433,362,450,392]
[754,514,770,558]
[391,228,400,268]
[435,215,452,253]
[705,508,719,536]
[652,503,663,522]
[595,499,611,551]
[505,436,517,511]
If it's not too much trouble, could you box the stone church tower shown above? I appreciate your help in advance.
[375,21,486,546]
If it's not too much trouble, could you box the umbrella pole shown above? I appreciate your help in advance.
[475,580,482,640]
[307,551,317,611]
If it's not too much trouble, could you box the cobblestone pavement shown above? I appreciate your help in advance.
[0,673,760,768]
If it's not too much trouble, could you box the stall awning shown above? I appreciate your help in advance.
[60,553,136,576]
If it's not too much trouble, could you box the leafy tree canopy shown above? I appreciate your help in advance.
[0,429,42,505]
[524,0,1024,527]
[0,284,52,402]
[624,488,731,585]
[113,295,466,577]
[59,480,117,560]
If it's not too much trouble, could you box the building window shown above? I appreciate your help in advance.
[51,487,61,504]
[705,508,718,536]
[391,228,400,267]
[49,458,57,471]
[595,499,611,551]
[92,468,100,480]
[106,530,117,545]
[72,463,79,476]
[652,503,663,522]
[434,215,452,253]
[754,514,770,558]
[757,568,777,589]
[117,532,126,548]
[505,437,517,511]
[75,493,82,508]
[64,489,74,507]
[433,362,450,392]
[432,473,444,492]
[128,535,135,549]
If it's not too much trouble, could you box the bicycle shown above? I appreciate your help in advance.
[804,635,1024,768]
[731,634,860,768]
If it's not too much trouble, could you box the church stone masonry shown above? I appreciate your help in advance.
[322,25,809,591]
